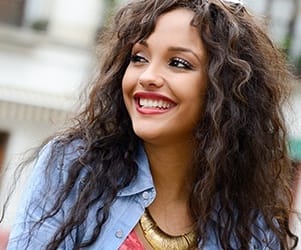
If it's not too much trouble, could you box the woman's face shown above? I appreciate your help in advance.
[122,8,208,145]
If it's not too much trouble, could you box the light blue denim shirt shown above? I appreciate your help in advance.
[7,140,280,249]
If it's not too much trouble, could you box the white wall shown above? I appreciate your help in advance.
[288,85,301,139]
[23,0,54,27]
[48,0,104,46]
[0,114,68,228]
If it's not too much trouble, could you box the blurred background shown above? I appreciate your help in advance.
[0,0,300,244]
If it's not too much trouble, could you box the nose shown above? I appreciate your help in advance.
[138,63,165,89]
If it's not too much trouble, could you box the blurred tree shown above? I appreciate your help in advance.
[263,0,274,24]
[103,0,118,25]
[95,0,118,41]
[283,0,300,56]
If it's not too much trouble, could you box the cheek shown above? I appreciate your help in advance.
[180,75,207,101]
[122,72,131,98]
[186,77,207,115]
[122,68,135,95]
[122,71,134,112]
[195,74,208,103]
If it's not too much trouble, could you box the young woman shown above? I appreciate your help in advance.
[7,0,298,249]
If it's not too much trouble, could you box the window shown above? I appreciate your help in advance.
[0,132,9,169]
[0,0,26,26]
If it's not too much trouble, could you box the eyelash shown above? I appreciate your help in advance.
[169,57,193,70]
[130,54,193,70]
[130,54,147,63]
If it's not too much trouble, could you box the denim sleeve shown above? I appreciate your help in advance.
[7,140,81,250]
[202,210,281,249]
[249,215,281,250]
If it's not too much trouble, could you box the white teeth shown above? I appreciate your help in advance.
[139,98,172,109]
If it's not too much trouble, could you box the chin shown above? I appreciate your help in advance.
[132,127,161,143]
[134,132,159,142]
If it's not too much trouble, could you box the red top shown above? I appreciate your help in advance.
[119,230,145,250]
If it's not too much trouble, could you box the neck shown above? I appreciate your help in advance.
[143,140,195,201]
[142,140,196,235]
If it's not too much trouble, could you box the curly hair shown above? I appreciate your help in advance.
[17,0,298,249]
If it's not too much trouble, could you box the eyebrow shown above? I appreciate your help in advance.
[168,46,203,63]
[138,40,203,63]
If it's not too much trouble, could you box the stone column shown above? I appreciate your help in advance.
[47,0,103,46]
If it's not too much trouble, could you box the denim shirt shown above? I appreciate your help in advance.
[7,140,280,250]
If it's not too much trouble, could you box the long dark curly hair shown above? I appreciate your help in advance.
[15,0,299,249]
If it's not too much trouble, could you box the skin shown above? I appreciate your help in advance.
[122,7,208,247]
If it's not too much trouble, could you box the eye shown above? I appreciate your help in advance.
[169,57,193,70]
[130,54,148,64]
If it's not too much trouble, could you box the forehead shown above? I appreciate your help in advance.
[143,8,205,56]
[153,8,197,35]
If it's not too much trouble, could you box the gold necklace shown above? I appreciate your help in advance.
[139,209,197,250]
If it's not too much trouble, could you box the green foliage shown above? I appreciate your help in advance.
[279,37,301,76]
[294,55,301,75]
[103,0,118,25]
[289,138,301,161]
[31,19,49,32]
[281,36,291,55]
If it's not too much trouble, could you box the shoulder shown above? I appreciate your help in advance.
[32,137,86,178]
[249,214,280,249]
[7,138,87,249]
[25,137,87,199]
[208,206,280,249]
[37,137,84,167]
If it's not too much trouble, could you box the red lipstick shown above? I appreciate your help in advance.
[134,92,176,115]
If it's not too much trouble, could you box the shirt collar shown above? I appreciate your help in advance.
[117,144,154,197]
[116,144,228,228]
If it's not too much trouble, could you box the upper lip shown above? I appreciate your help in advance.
[133,92,176,104]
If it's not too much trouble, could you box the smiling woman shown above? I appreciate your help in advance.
[122,8,207,145]
[5,0,299,249]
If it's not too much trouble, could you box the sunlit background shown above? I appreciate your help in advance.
[0,0,300,244]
